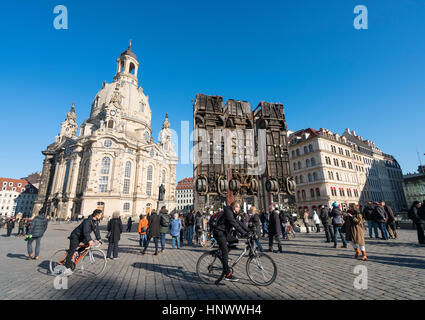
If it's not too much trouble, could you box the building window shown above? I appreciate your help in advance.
[146,165,153,196]
[298,161,302,170]
[99,176,108,193]
[125,161,131,178]
[313,172,318,181]
[296,149,300,157]
[123,179,130,194]
[311,158,316,166]
[308,144,313,152]
[310,189,315,198]
[316,188,320,197]
[300,175,304,183]
[161,169,166,184]
[123,202,130,212]
[101,157,111,174]
[308,173,312,182]
[291,150,295,158]
[293,163,297,171]
[104,139,112,148]
[306,159,310,168]
[304,146,308,154]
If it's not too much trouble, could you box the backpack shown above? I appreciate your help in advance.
[160,213,170,227]
[208,211,224,233]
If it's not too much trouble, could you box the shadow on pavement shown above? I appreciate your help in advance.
[132,262,199,283]
[6,253,28,260]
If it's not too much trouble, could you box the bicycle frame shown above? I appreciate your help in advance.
[57,242,101,266]
[229,239,257,268]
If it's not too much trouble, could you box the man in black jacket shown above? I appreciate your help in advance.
[268,204,283,253]
[63,209,103,276]
[319,205,334,243]
[185,209,195,245]
[409,201,424,245]
[363,202,378,238]
[213,201,249,282]
[374,202,389,240]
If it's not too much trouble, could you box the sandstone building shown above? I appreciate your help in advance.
[33,43,178,219]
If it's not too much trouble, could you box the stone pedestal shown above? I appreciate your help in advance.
[156,201,166,212]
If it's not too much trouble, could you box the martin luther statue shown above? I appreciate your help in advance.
[158,184,166,201]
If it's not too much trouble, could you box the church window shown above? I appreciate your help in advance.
[149,149,155,157]
[123,179,130,194]
[161,169,166,184]
[101,157,110,174]
[123,202,130,212]
[125,161,131,178]
[129,63,135,75]
[99,176,108,193]
[146,165,153,196]
[104,139,112,148]
[107,120,114,129]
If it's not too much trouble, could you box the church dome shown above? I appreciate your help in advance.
[120,47,137,60]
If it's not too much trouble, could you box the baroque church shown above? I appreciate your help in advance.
[32,43,178,219]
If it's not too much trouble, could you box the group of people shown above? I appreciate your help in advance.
[1,217,32,237]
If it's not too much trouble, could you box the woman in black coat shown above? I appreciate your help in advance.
[144,210,161,255]
[107,211,123,259]
[268,205,283,253]
[248,206,264,252]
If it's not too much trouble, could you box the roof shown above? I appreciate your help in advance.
[176,177,193,190]
[120,47,137,60]
[0,177,38,193]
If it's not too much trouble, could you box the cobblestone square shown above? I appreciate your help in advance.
[0,222,424,300]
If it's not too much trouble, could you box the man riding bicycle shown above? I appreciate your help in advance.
[213,201,250,282]
[63,209,104,276]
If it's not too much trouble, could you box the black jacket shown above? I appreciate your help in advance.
[148,213,161,238]
[374,206,387,223]
[185,212,195,226]
[362,206,374,221]
[28,215,48,238]
[418,205,425,223]
[319,208,332,226]
[214,206,249,236]
[107,218,123,243]
[330,207,344,226]
[248,214,262,237]
[70,215,101,243]
[268,209,282,236]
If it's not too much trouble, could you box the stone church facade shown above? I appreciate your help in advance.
[32,43,178,219]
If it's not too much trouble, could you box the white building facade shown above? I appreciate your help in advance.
[33,43,178,219]
[0,178,38,218]
[289,128,406,213]
[176,178,193,213]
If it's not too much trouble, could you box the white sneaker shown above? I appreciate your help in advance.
[62,268,73,277]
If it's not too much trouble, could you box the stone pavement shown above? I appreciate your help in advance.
[0,222,424,300]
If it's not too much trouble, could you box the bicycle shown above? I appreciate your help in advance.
[196,234,277,286]
[49,240,107,277]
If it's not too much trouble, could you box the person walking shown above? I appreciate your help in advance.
[248,206,264,252]
[330,202,347,248]
[279,210,291,240]
[6,218,14,237]
[260,210,269,238]
[144,209,161,255]
[382,201,398,239]
[159,206,170,253]
[363,202,379,239]
[408,201,424,245]
[18,218,26,237]
[194,211,204,246]
[126,216,133,232]
[302,210,310,233]
[312,210,321,233]
[185,209,195,245]
[179,213,185,245]
[169,213,182,249]
[268,204,283,253]
[319,205,334,243]
[106,211,123,260]
[138,214,149,249]
[345,204,367,260]
[374,202,389,240]
[26,212,48,260]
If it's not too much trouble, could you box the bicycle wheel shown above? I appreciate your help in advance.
[80,249,107,277]
[49,249,68,275]
[196,251,225,284]
[246,253,277,286]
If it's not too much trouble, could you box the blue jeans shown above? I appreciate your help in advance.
[367,221,379,238]
[281,224,287,239]
[186,225,194,245]
[378,222,389,240]
[27,237,41,257]
[160,233,167,250]
[333,226,347,246]
[139,234,148,247]
[255,239,264,252]
[145,236,159,252]
[107,241,119,258]
[172,236,180,248]
[262,222,268,237]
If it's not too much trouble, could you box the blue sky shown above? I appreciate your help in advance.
[0,0,424,182]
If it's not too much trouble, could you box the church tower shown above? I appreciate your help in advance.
[113,40,139,85]
[59,102,78,139]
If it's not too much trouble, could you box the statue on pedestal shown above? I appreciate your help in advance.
[158,184,165,201]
